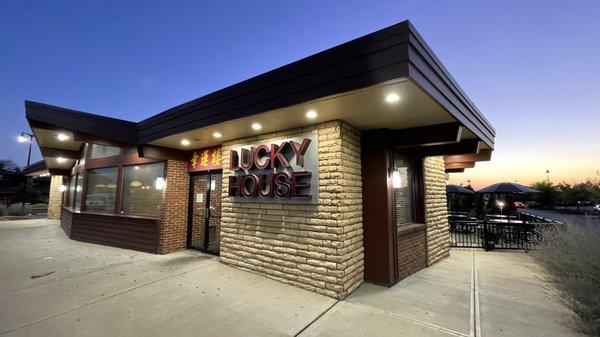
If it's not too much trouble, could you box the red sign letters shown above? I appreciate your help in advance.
[228,138,313,200]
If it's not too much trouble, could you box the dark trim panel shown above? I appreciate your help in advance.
[25,101,138,144]
[24,21,495,152]
[39,147,81,159]
[361,132,398,286]
[61,207,159,253]
[23,160,46,175]
[136,20,495,147]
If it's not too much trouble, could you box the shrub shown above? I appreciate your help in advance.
[7,203,32,216]
[0,204,7,216]
[532,221,600,336]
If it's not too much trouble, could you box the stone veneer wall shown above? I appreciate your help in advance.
[424,156,450,266]
[47,175,64,220]
[157,160,190,254]
[219,121,364,299]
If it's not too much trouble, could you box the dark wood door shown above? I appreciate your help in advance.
[188,172,222,254]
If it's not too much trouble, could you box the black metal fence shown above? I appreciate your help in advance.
[449,213,561,251]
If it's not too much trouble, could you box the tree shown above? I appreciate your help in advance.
[0,159,20,173]
[531,181,559,209]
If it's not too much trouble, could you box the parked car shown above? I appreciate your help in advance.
[514,201,526,209]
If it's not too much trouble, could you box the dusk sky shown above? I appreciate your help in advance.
[1,0,598,189]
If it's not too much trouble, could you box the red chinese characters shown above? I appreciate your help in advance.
[188,146,222,172]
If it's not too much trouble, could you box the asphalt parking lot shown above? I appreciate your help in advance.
[0,220,585,337]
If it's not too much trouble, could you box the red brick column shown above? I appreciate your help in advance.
[157,160,190,254]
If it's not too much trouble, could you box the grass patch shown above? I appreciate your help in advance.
[532,221,600,336]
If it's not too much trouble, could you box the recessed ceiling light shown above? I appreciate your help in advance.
[56,133,69,141]
[213,132,223,138]
[181,139,191,146]
[385,93,400,103]
[251,123,262,131]
[306,110,318,119]
[56,157,66,163]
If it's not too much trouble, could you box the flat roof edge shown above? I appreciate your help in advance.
[25,100,139,145]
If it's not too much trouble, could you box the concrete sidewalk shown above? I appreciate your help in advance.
[299,249,586,337]
[0,220,335,337]
[0,220,586,336]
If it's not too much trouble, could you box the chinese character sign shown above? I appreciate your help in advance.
[188,146,222,172]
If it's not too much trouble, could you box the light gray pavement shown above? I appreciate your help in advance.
[0,220,587,337]
[300,249,586,337]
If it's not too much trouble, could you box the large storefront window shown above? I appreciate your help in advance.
[90,144,121,159]
[84,168,118,213]
[121,163,165,217]
[394,156,414,226]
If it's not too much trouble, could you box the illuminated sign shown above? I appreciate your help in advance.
[229,131,318,204]
[188,146,222,172]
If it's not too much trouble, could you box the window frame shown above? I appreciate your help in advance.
[120,162,166,217]
[77,143,166,218]
[392,152,425,226]
[84,167,119,214]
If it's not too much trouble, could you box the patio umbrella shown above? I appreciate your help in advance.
[446,185,475,214]
[477,182,539,194]
[446,184,476,195]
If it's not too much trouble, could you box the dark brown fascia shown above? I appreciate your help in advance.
[39,147,81,160]
[444,149,492,164]
[24,21,496,155]
[135,20,495,148]
[445,168,465,173]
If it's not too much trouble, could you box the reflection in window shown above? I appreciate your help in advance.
[85,168,118,213]
[122,146,138,154]
[67,174,77,208]
[121,163,165,217]
[394,156,413,226]
[74,173,84,210]
[90,144,121,159]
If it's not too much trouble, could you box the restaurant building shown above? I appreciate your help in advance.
[24,21,494,299]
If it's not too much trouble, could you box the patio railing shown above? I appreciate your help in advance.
[449,212,561,251]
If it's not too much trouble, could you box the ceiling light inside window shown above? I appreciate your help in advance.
[386,93,400,103]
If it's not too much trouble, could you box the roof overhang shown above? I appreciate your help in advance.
[23,20,495,174]
[138,21,494,150]
[22,160,48,177]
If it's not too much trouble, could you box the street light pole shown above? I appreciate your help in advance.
[17,132,34,208]
[18,132,34,166]
[545,169,550,183]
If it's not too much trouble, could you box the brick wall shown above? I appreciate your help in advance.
[219,121,364,299]
[157,160,190,254]
[396,224,427,280]
[47,175,63,220]
[424,156,450,265]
